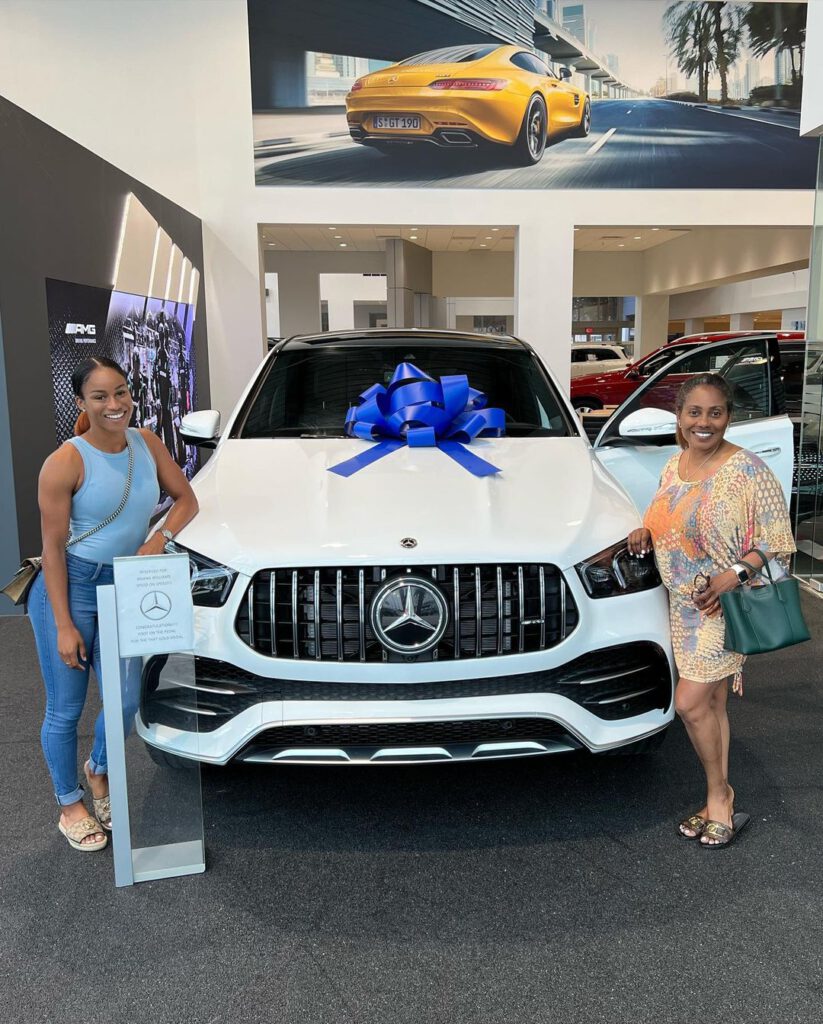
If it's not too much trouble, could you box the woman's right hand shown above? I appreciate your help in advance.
[627,528,653,556]
[57,624,87,670]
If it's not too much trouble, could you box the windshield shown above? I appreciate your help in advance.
[234,340,574,439]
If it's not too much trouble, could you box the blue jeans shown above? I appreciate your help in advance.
[28,553,141,806]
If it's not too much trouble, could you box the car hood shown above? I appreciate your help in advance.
[176,438,640,575]
[571,368,630,390]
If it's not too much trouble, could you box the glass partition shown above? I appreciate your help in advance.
[795,138,823,587]
[98,585,205,886]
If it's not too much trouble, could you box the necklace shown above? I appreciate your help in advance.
[684,443,723,479]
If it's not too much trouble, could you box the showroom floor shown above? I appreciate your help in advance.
[2,596,823,1024]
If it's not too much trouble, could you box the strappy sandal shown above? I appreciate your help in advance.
[677,813,707,839]
[58,815,108,852]
[700,812,750,849]
[84,761,112,831]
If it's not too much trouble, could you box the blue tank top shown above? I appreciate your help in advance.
[67,428,160,564]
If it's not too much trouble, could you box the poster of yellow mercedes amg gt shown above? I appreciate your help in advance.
[344,44,590,166]
[249,0,814,191]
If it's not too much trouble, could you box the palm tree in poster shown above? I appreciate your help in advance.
[744,1,806,85]
[664,1,743,103]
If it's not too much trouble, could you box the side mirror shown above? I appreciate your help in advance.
[625,368,641,381]
[559,67,572,80]
[180,410,221,448]
[618,407,677,440]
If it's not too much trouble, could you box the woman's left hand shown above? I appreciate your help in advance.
[135,531,168,557]
[693,569,739,617]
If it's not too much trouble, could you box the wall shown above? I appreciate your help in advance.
[433,253,515,297]
[0,1,817,399]
[800,0,823,137]
[669,270,810,321]
[0,96,209,584]
[0,0,262,421]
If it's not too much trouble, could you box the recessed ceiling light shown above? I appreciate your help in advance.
[574,227,580,232]
[334,235,342,239]
[491,227,500,231]
[651,227,660,231]
[485,236,492,240]
[480,244,487,248]
[633,235,641,239]
[618,243,625,247]
[410,235,418,240]
[329,226,336,230]
[410,227,418,231]
[339,243,348,248]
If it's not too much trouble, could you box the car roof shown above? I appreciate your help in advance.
[666,330,805,345]
[279,328,528,350]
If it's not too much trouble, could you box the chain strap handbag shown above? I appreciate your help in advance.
[721,548,810,655]
[1,435,135,608]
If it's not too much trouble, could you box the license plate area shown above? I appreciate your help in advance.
[372,115,421,130]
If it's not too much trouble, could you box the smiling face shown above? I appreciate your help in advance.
[678,384,732,452]
[77,366,133,435]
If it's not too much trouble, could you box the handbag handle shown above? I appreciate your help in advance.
[737,547,787,606]
[65,434,134,549]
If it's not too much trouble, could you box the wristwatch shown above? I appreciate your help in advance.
[160,528,175,543]
[731,562,750,585]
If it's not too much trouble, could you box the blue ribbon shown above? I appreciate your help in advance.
[327,362,506,478]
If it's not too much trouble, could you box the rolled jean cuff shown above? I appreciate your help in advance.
[56,785,85,807]
[87,756,107,777]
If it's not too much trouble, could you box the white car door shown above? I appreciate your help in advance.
[591,336,795,515]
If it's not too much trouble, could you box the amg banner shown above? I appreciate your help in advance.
[45,278,199,513]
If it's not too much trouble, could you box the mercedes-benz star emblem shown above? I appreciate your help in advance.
[369,576,448,655]
[140,590,172,621]
[400,537,417,549]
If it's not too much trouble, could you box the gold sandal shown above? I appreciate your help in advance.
[58,815,108,852]
[84,761,112,831]
[677,813,707,839]
[700,812,750,849]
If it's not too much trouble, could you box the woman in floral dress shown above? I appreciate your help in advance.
[628,373,795,848]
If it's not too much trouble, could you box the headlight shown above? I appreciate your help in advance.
[575,540,661,599]
[165,542,237,607]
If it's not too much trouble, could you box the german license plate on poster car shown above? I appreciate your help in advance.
[373,115,421,130]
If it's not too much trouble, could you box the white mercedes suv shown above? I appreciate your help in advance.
[139,329,683,767]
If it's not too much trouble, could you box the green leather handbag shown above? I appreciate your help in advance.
[721,550,810,655]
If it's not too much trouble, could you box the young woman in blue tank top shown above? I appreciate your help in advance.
[29,357,198,852]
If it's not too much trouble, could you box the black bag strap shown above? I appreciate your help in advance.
[65,434,135,549]
[740,548,775,584]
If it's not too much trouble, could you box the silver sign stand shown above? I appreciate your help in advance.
[97,583,205,887]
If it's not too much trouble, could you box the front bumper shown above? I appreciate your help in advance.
[138,641,674,766]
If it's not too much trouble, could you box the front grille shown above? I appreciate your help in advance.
[139,643,671,733]
[235,564,578,663]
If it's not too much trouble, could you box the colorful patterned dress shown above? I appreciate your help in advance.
[643,448,795,685]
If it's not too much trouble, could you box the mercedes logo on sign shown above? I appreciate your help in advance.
[369,576,448,655]
[140,590,172,621]
[400,537,417,549]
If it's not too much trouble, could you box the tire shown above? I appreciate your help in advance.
[145,743,192,771]
[513,94,548,165]
[572,397,603,414]
[570,98,591,138]
[599,728,669,757]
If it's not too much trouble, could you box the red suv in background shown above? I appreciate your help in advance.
[569,331,805,414]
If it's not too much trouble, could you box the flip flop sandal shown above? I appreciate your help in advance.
[92,794,112,832]
[58,815,108,852]
[677,813,707,839]
[700,812,750,849]
[84,761,112,831]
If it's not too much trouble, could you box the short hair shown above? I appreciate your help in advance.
[674,373,734,450]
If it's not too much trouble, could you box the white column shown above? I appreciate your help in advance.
[515,218,575,390]
[684,317,705,335]
[635,294,670,356]
[277,265,321,336]
[729,312,755,330]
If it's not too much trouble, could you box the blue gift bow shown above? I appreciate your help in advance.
[327,362,506,478]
